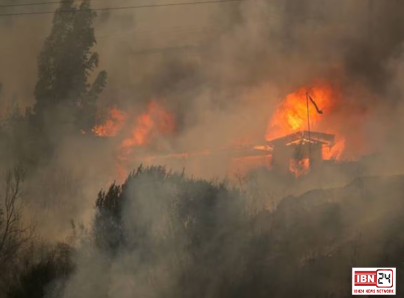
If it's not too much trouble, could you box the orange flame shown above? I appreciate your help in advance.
[266,83,345,162]
[93,84,354,180]
[92,107,126,137]
[266,85,333,140]
[289,158,310,177]
[92,102,176,181]
[120,102,175,154]
[322,136,345,160]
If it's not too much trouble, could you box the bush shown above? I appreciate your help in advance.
[8,243,74,298]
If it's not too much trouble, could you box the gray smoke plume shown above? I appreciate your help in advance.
[2,1,404,284]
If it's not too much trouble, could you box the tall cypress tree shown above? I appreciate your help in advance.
[34,0,107,133]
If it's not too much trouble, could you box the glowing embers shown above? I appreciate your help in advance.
[92,107,126,137]
[322,135,345,160]
[268,130,335,177]
[289,158,310,177]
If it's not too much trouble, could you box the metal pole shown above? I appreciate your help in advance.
[306,92,312,168]
[368,0,373,46]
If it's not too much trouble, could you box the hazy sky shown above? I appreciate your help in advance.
[0,0,220,111]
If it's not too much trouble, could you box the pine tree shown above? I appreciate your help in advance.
[34,0,107,132]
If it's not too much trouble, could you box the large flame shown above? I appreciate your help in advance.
[266,83,346,162]
[120,102,175,155]
[92,107,126,137]
[266,85,333,140]
[93,83,351,180]
[93,101,175,180]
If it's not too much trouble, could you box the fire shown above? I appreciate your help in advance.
[92,101,176,180]
[266,83,346,162]
[120,102,175,154]
[92,107,126,137]
[266,85,333,140]
[289,158,310,177]
[92,83,354,180]
[93,102,175,147]
[322,136,345,160]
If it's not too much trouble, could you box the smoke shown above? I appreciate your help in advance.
[2,1,404,298]
[2,0,404,288]
[90,0,404,169]
[46,166,248,298]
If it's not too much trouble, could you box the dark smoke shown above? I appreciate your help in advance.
[2,1,404,297]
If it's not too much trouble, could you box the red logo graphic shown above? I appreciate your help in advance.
[354,270,393,287]
[355,271,377,287]
[352,268,396,295]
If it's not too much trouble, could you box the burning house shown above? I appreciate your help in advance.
[267,130,335,177]
[92,83,350,179]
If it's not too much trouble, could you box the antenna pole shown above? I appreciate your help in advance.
[306,92,312,167]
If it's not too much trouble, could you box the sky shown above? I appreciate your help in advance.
[0,0,221,111]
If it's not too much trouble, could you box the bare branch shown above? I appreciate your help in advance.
[0,166,32,265]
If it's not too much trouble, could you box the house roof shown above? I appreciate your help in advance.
[267,131,335,147]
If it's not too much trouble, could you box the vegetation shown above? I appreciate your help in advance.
[0,0,107,165]
[0,1,105,295]
[3,165,404,298]
[1,1,404,298]
[34,0,107,133]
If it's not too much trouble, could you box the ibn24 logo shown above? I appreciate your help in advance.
[352,268,396,295]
